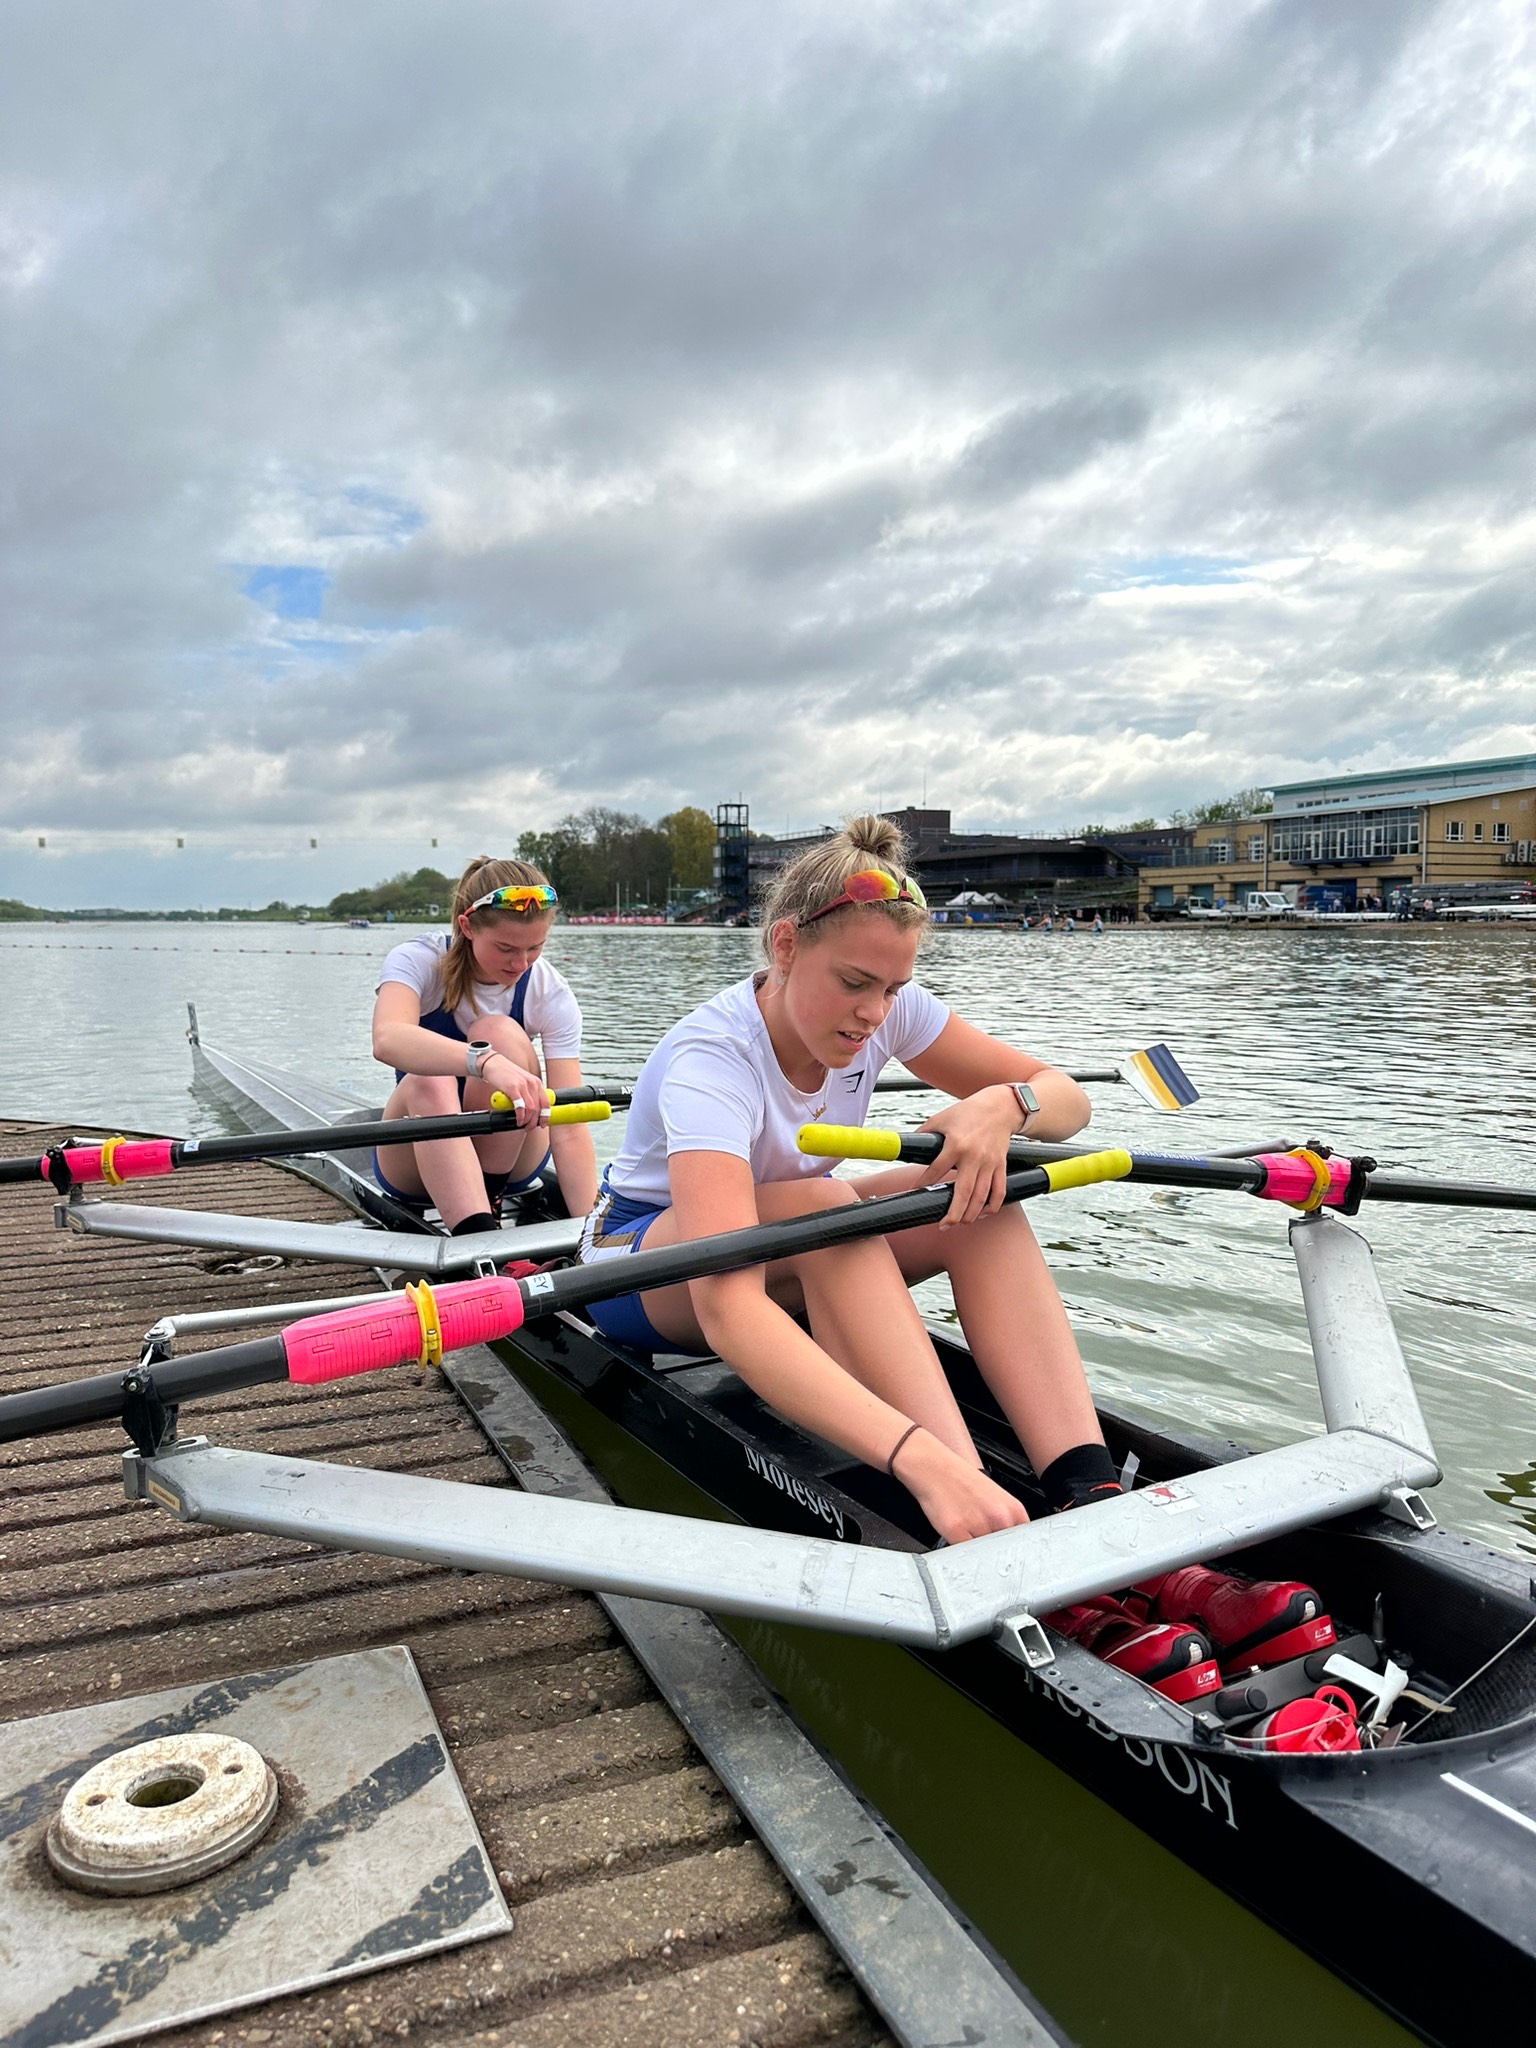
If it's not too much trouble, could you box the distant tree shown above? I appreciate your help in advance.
[1167,788,1273,827]
[1077,817,1159,838]
[658,806,715,890]
[327,866,454,920]
[518,824,596,906]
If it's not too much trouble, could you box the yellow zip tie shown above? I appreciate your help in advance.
[98,1136,128,1186]
[406,1278,444,1370]
[1285,1147,1334,1212]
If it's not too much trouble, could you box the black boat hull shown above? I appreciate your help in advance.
[490,1309,1536,2048]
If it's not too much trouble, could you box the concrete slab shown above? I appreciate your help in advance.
[0,1647,509,2047]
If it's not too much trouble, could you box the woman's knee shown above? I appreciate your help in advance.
[755,1175,861,1222]
[396,1072,461,1114]
[469,1014,536,1067]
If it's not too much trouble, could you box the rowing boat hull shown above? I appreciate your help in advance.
[488,1309,1536,2048]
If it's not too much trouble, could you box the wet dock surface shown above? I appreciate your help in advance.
[0,1125,893,2048]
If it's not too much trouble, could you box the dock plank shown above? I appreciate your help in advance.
[0,1122,890,2048]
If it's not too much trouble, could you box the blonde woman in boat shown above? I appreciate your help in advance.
[370,856,598,1233]
[574,815,1118,1544]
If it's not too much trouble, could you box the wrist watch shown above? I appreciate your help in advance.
[465,1041,495,1081]
[1009,1081,1040,1132]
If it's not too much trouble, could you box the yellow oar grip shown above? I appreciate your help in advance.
[797,1124,902,1162]
[489,1092,610,1125]
[1042,1148,1133,1191]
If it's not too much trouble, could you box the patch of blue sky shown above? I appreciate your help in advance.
[242,564,330,619]
[1113,554,1251,587]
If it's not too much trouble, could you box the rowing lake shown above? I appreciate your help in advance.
[5,917,1533,2046]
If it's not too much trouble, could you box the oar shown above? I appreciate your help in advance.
[0,1148,1133,1444]
[0,1092,618,1193]
[797,1126,1536,1216]
[874,1041,1199,1114]
[0,1045,1195,1194]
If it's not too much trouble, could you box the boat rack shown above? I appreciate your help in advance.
[121,1211,1440,1667]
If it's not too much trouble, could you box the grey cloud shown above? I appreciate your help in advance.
[948,389,1154,505]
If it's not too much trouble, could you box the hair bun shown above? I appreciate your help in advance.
[842,812,907,865]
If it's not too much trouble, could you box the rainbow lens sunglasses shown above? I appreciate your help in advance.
[802,868,928,925]
[468,883,559,914]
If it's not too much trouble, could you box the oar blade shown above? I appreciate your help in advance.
[1119,1042,1200,1113]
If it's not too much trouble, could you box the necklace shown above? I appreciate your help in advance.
[791,1067,830,1121]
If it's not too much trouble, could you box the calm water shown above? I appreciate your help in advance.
[3,918,1534,1547]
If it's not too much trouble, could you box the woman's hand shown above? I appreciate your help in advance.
[893,1428,1030,1542]
[482,1051,548,1127]
[916,1084,1023,1226]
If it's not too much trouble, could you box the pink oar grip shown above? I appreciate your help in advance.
[1254,1153,1351,1209]
[282,1276,527,1384]
[39,1140,176,1185]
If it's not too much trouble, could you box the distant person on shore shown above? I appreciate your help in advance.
[572,814,1119,1544]
[369,855,599,1232]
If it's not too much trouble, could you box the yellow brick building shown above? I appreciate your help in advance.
[1139,753,1536,915]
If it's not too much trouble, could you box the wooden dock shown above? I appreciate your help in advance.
[0,1123,894,2048]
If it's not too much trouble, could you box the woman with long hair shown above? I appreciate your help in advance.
[574,814,1118,1543]
[370,855,598,1232]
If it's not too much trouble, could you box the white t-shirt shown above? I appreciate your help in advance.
[607,973,949,1207]
[377,932,582,1059]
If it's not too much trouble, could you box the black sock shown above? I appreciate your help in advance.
[1040,1442,1122,1513]
[450,1210,499,1237]
[482,1172,510,1212]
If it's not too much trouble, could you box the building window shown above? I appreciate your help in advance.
[1444,820,1464,842]
[1205,840,1230,863]
[1247,836,1264,860]
[1474,822,1484,842]
[1271,805,1419,862]
[1494,822,1510,844]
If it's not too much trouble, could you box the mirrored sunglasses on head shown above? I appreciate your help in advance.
[802,868,928,925]
[469,883,559,913]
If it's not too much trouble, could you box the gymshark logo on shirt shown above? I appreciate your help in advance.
[844,1069,865,1090]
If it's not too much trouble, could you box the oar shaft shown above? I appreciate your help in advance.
[0,1149,1131,1441]
[874,1065,1122,1093]
[800,1128,1536,1215]
[806,1126,1267,1194]
[0,1338,290,1441]
[0,1092,621,1188]
[1356,1172,1536,1214]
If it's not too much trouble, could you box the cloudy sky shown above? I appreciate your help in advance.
[3,0,1533,907]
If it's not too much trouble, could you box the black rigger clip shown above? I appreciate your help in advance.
[1303,1139,1377,1219]
[120,1366,177,1459]
[44,1142,80,1195]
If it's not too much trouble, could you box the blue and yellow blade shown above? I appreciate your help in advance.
[1118,1043,1199,1113]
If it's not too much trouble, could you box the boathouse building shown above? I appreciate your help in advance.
[1137,754,1536,915]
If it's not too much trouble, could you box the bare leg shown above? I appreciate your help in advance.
[850,1164,1103,1472]
[636,1179,983,1465]
[381,1015,547,1227]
